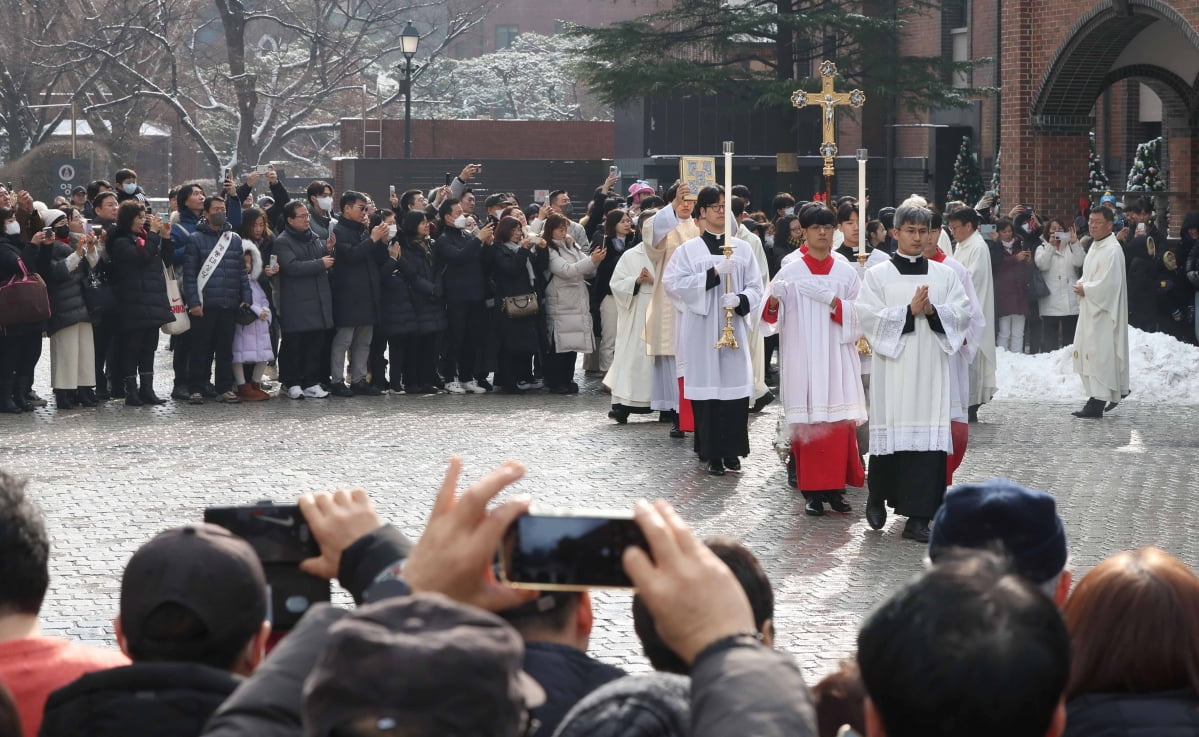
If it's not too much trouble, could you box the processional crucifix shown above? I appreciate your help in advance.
[790,60,865,201]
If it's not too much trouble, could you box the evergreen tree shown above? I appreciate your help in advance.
[1126,136,1165,192]
[990,149,1001,201]
[946,136,983,206]
[1087,133,1110,193]
[564,0,989,151]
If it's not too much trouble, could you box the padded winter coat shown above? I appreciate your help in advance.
[273,225,333,334]
[108,230,174,331]
[396,236,447,335]
[182,222,251,310]
[545,238,598,353]
[330,218,384,327]
[434,225,486,302]
[233,243,274,363]
[44,239,91,334]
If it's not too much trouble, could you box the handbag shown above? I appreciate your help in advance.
[501,292,539,318]
[1027,265,1051,300]
[235,304,258,326]
[81,260,116,316]
[0,257,51,330]
[161,263,191,335]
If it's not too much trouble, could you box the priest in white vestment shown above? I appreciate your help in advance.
[762,204,867,516]
[946,206,998,421]
[663,186,763,476]
[855,204,973,543]
[924,234,987,485]
[1071,207,1130,418]
[644,183,698,437]
[603,239,657,422]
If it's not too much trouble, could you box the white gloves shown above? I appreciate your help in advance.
[793,278,835,307]
[714,258,735,276]
[770,280,789,299]
[721,293,741,309]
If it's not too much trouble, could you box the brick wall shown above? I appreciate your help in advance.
[339,119,615,161]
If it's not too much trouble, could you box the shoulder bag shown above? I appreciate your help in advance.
[161,262,191,335]
[82,259,116,316]
[501,293,539,318]
[0,257,50,330]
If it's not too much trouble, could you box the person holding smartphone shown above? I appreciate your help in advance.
[1034,218,1085,351]
[1120,197,1162,333]
[993,216,1031,353]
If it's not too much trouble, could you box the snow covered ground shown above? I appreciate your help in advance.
[994,328,1199,404]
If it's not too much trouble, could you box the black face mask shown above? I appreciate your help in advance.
[54,225,70,240]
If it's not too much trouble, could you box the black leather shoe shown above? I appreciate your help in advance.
[865,502,887,530]
[608,408,629,424]
[805,497,825,516]
[351,380,382,396]
[786,454,797,489]
[828,493,852,513]
[669,424,685,439]
[750,391,776,413]
[76,387,98,407]
[723,457,741,472]
[1072,398,1105,419]
[54,390,76,410]
[658,410,676,424]
[707,459,725,476]
[330,383,354,397]
[968,404,980,423]
[901,517,931,543]
[1104,401,1119,412]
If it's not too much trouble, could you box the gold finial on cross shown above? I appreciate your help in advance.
[790,60,865,177]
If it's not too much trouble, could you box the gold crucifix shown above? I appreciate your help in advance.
[790,60,865,180]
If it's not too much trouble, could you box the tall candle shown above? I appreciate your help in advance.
[856,149,868,257]
[723,141,734,249]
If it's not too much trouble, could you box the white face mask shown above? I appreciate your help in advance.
[764,235,775,247]
[316,196,333,212]
[387,224,398,240]
[783,207,795,216]
[122,182,138,195]
[4,221,19,236]
[453,214,469,230]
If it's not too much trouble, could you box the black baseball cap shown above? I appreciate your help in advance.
[304,592,545,737]
[120,524,267,662]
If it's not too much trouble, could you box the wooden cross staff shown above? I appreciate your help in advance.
[790,60,865,198]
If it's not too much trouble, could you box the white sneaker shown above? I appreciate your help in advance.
[463,380,486,394]
[303,384,330,398]
[287,385,304,400]
[445,381,466,395]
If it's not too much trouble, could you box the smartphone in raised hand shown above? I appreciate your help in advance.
[499,508,649,591]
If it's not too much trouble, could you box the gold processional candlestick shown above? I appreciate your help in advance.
[855,251,873,357]
[715,140,740,350]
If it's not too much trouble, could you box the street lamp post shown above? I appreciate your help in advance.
[400,21,420,160]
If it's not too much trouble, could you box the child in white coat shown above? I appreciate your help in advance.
[232,243,273,400]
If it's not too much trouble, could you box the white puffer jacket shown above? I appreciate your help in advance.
[545,238,598,353]
[1034,238,1086,316]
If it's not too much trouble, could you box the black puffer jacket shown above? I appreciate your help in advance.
[434,225,485,302]
[40,661,242,737]
[274,225,333,333]
[183,221,251,310]
[1064,689,1199,737]
[396,235,447,335]
[377,246,415,338]
[43,238,90,334]
[108,230,174,330]
[330,218,384,327]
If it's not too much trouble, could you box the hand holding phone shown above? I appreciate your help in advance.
[500,509,648,590]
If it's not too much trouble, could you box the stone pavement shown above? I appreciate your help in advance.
[3,343,1197,684]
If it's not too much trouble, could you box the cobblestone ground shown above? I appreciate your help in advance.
[3,339,1197,684]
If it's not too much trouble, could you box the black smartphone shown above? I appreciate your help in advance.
[445,172,453,186]
[204,501,329,631]
[499,509,648,590]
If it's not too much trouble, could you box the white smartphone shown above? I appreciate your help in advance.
[269,254,278,269]
[1054,231,1070,242]
[1136,222,1146,234]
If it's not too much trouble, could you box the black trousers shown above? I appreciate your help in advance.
[404,333,439,389]
[867,451,947,519]
[1040,315,1078,351]
[692,398,751,460]
[440,300,486,382]
[280,330,325,389]
[0,331,41,383]
[171,331,192,388]
[188,307,237,394]
[122,326,159,376]
[93,313,121,389]
[369,332,407,389]
[544,351,577,388]
[496,350,533,389]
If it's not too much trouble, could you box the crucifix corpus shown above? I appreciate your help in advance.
[790,60,865,200]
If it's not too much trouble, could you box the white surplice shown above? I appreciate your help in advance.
[1073,234,1130,403]
[737,222,771,402]
[935,254,987,423]
[855,253,973,455]
[951,231,998,405]
[762,255,867,426]
[663,233,764,401]
[602,244,656,407]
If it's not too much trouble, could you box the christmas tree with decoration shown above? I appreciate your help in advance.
[1088,133,1110,193]
[1126,136,1165,192]
[990,149,1001,200]
[946,135,983,206]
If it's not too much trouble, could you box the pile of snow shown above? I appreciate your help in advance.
[994,328,1199,404]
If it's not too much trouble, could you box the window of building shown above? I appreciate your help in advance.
[951,28,970,88]
[496,24,519,50]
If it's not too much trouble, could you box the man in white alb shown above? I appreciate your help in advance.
[855,204,973,542]
[946,206,997,422]
[1071,206,1130,418]
[603,231,657,423]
